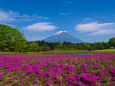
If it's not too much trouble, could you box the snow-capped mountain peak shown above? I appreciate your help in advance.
[43,31,84,43]
[54,31,67,35]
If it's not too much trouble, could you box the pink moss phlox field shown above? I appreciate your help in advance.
[0,53,115,86]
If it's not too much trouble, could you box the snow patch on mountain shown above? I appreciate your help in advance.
[54,31,67,35]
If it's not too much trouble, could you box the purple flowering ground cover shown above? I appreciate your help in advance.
[0,53,115,86]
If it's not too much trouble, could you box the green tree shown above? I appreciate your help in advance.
[102,42,109,49]
[109,37,115,47]
[28,42,40,52]
[0,24,27,52]
[54,42,63,50]
[41,46,51,51]
[92,42,104,50]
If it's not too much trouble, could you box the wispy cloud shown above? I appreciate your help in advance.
[82,17,94,23]
[27,36,45,41]
[75,21,115,35]
[58,0,72,16]
[0,10,15,22]
[64,0,72,6]
[59,12,71,16]
[24,22,58,32]
[0,9,48,23]
[90,29,115,35]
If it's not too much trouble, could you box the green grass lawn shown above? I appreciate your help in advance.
[96,49,115,51]
[0,49,115,54]
[45,49,115,54]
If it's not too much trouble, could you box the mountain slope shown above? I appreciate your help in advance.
[43,31,84,43]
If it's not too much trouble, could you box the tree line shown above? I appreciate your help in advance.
[0,24,115,52]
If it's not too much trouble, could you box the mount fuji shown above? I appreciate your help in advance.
[43,31,84,43]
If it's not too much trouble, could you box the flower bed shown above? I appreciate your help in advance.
[0,53,115,86]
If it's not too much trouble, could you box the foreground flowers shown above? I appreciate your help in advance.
[0,53,115,86]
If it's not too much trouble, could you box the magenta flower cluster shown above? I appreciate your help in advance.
[0,53,115,86]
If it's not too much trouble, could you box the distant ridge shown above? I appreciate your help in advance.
[43,31,84,43]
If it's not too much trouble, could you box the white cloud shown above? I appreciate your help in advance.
[0,10,16,22]
[24,22,58,32]
[75,21,115,35]
[75,22,114,32]
[0,10,48,23]
[90,29,115,35]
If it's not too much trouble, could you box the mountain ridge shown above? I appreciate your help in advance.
[43,31,84,43]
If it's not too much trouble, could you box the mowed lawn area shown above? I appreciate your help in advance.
[46,49,115,54]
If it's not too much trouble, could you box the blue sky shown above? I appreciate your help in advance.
[0,0,115,42]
